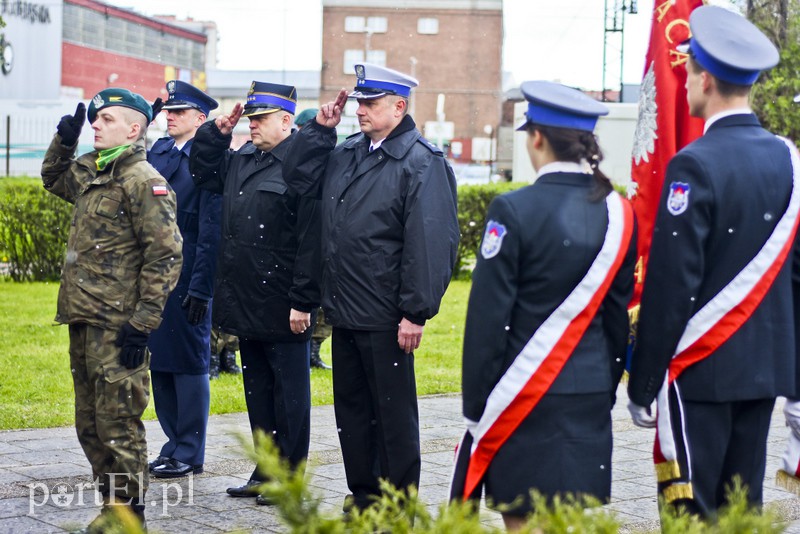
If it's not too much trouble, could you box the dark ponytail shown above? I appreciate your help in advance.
[528,124,614,201]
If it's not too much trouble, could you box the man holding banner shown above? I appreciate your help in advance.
[627,5,800,518]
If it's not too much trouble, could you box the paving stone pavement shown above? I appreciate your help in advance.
[1,386,800,533]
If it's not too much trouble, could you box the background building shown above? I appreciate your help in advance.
[62,0,209,100]
[320,0,504,169]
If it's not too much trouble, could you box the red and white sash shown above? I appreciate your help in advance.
[655,137,800,484]
[460,192,634,499]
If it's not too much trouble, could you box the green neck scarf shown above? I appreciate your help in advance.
[96,145,131,171]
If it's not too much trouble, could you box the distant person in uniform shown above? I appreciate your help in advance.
[209,325,241,378]
[295,107,332,371]
[283,63,460,512]
[627,6,800,518]
[41,89,182,532]
[190,81,321,505]
[449,81,636,530]
[146,80,222,479]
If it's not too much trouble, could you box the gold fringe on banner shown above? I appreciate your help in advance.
[776,469,800,495]
[663,482,694,503]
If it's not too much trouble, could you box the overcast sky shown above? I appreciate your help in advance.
[110,0,738,90]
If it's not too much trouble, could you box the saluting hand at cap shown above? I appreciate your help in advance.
[56,102,86,147]
[215,102,244,136]
[317,89,348,129]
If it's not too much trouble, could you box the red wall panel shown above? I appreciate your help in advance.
[61,43,168,101]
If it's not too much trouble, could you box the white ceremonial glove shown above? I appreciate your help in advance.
[784,398,800,439]
[628,400,657,428]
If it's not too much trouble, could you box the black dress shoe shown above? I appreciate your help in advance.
[151,458,203,479]
[256,494,275,506]
[226,479,263,497]
[148,455,169,472]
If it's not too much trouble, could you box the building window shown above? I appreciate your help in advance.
[343,49,386,73]
[366,50,386,66]
[366,17,387,33]
[418,18,439,35]
[344,49,365,73]
[345,16,365,32]
[63,3,205,71]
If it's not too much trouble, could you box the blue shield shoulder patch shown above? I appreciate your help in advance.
[667,182,690,216]
[481,220,507,259]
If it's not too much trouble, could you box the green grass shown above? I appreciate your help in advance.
[0,279,469,430]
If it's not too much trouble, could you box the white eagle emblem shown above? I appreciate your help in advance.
[167,80,176,94]
[632,61,658,166]
[92,93,104,109]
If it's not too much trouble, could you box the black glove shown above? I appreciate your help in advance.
[182,295,209,326]
[115,322,149,369]
[151,97,164,119]
[56,102,86,146]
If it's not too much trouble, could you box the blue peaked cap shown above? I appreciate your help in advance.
[162,80,218,116]
[681,6,778,86]
[243,81,297,116]
[516,81,608,133]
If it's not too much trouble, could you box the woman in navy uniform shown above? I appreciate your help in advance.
[146,81,222,478]
[450,81,637,530]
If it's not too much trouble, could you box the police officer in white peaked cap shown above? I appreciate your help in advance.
[281,63,459,514]
[628,4,800,518]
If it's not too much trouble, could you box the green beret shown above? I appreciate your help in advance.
[295,108,318,127]
[88,88,153,124]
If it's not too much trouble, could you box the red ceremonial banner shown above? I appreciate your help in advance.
[629,0,706,308]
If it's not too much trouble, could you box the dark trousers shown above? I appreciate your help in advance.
[331,327,420,509]
[664,397,775,518]
[239,339,311,479]
[151,371,210,466]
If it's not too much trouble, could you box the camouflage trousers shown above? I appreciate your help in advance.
[312,308,332,343]
[68,323,150,500]
[210,327,239,355]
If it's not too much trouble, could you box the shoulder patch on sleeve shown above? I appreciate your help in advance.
[152,184,169,196]
[480,219,507,259]
[666,181,690,215]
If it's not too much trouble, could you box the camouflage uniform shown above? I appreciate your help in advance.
[210,327,239,355]
[41,135,182,500]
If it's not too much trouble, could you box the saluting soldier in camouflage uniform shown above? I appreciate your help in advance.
[41,88,182,533]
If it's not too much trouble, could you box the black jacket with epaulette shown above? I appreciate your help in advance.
[283,115,459,330]
[190,122,321,342]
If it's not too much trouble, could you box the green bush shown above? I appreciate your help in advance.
[455,181,526,278]
[246,431,784,533]
[0,178,71,281]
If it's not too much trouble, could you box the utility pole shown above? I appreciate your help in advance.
[602,0,638,102]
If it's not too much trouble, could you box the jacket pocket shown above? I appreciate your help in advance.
[94,194,122,220]
[100,357,151,418]
[75,266,127,312]
[367,249,394,297]
[256,181,288,194]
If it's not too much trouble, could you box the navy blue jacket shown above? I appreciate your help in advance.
[461,173,637,422]
[628,114,800,406]
[282,116,459,330]
[147,136,222,374]
[190,122,321,342]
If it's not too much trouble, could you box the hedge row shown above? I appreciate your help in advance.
[0,178,525,282]
[454,181,525,277]
[0,178,71,282]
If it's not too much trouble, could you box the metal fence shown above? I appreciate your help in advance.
[0,115,56,177]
